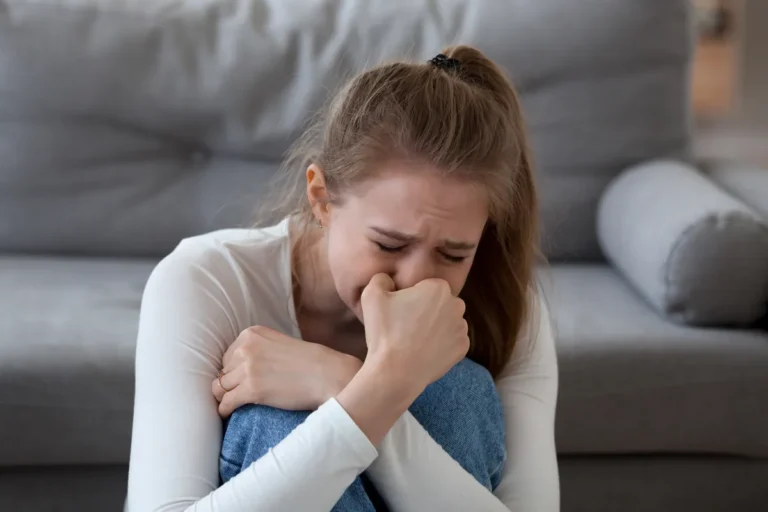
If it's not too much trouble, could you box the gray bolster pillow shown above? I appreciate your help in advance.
[597,159,768,326]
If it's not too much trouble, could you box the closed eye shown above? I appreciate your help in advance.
[375,241,467,263]
[442,253,466,264]
[375,242,404,253]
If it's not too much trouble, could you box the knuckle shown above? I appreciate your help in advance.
[232,346,249,360]
[455,326,470,347]
[455,298,466,315]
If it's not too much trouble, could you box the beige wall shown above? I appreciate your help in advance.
[739,1,768,124]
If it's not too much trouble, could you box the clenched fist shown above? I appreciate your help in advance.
[360,274,470,392]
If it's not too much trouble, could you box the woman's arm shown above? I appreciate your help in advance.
[126,244,379,512]
[366,294,559,511]
[491,293,560,510]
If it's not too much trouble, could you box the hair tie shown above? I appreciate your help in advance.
[428,53,461,72]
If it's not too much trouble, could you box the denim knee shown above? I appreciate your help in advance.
[220,404,378,511]
[220,404,311,483]
[409,358,506,490]
[219,360,506,490]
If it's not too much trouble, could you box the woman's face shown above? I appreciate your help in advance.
[309,163,489,322]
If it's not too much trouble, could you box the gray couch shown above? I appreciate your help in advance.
[1,1,767,511]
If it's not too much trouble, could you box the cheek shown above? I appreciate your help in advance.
[446,264,474,296]
[326,233,387,302]
[436,249,479,296]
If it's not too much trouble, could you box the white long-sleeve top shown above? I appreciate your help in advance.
[126,219,559,512]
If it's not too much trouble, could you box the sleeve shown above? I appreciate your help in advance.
[492,293,560,511]
[365,293,559,512]
[125,244,378,512]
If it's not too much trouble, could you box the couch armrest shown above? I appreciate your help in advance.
[704,161,768,330]
[597,159,768,326]
[702,160,768,219]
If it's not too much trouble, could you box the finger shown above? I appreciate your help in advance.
[416,277,449,289]
[212,366,243,403]
[222,334,254,372]
[454,297,466,317]
[366,273,396,294]
[212,375,228,403]
[218,388,245,419]
[224,325,279,370]
[222,335,245,369]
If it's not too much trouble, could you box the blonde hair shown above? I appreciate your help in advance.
[256,45,541,378]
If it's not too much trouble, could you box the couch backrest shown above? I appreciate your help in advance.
[0,0,693,260]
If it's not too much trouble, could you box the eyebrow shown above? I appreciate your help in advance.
[371,227,477,250]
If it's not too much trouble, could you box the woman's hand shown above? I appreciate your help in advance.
[212,326,362,418]
[361,273,470,390]
[336,274,470,445]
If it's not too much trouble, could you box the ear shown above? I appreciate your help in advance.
[306,164,331,226]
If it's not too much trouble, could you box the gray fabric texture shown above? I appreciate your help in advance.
[0,466,128,512]
[0,256,153,466]
[2,458,767,512]
[559,457,768,512]
[3,1,764,508]
[544,265,768,458]
[597,159,768,326]
[703,160,768,219]
[3,258,768,466]
[0,0,692,260]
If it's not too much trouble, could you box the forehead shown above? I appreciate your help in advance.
[343,163,489,234]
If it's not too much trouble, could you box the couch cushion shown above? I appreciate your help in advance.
[3,256,767,466]
[0,256,154,466]
[547,265,768,457]
[0,0,692,260]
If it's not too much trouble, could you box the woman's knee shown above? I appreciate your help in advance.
[220,404,311,481]
[417,358,502,415]
[408,358,505,489]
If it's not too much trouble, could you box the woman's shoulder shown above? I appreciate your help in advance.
[172,219,290,264]
[141,219,295,331]
[157,219,291,278]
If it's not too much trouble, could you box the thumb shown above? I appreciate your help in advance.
[362,273,396,305]
[360,273,395,332]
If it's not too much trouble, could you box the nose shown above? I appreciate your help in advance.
[393,253,437,290]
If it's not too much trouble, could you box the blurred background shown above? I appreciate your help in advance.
[1,3,766,511]
[691,0,768,166]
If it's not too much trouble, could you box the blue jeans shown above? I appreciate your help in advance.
[219,358,506,511]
